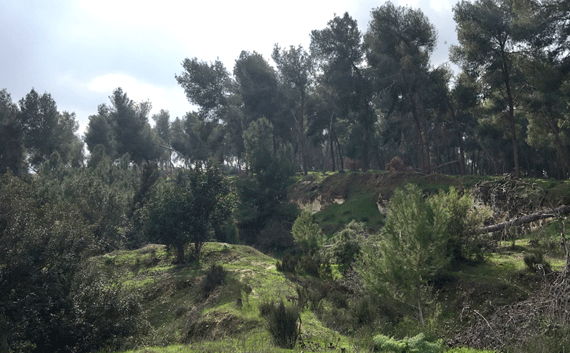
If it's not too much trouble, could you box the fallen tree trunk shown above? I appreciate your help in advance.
[479,205,570,233]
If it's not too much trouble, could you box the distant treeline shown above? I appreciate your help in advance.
[1,0,570,180]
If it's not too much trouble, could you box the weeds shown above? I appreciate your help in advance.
[260,301,300,349]
[201,264,227,299]
[523,251,551,273]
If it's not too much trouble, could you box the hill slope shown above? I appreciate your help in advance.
[95,243,353,352]
[98,171,570,352]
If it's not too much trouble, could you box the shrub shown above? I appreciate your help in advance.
[523,251,551,273]
[70,264,151,352]
[259,301,275,318]
[444,187,491,263]
[297,254,321,277]
[292,211,325,255]
[373,333,444,353]
[329,220,367,273]
[276,253,298,273]
[354,297,374,326]
[385,156,413,172]
[327,291,349,309]
[175,306,188,318]
[446,348,496,353]
[201,264,227,298]
[297,278,329,311]
[262,301,300,349]
[359,184,451,326]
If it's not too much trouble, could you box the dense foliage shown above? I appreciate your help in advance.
[143,160,234,262]
[0,171,148,352]
[1,0,570,351]
[1,1,570,178]
[360,184,453,326]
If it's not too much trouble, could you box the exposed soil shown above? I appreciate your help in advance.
[288,171,463,212]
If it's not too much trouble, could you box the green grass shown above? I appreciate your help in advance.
[106,173,570,352]
[295,171,489,235]
[315,188,384,233]
[94,242,355,352]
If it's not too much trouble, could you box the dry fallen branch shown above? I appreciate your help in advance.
[478,205,570,234]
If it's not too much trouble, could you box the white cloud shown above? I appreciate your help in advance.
[87,72,192,118]
[394,0,453,12]
[430,0,454,13]
[396,0,422,8]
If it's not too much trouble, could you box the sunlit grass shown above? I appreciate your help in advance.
[98,242,357,353]
[315,187,384,234]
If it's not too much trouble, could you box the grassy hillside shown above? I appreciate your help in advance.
[96,171,570,352]
[95,243,355,352]
[100,238,568,352]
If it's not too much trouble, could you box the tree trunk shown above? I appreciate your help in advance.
[193,241,203,260]
[299,91,309,175]
[478,205,570,233]
[176,243,185,264]
[473,135,499,175]
[544,109,570,178]
[329,114,336,172]
[501,54,520,178]
[410,92,431,174]
[362,126,370,172]
[458,131,466,175]
[335,133,344,171]
[0,314,9,353]
[416,282,425,327]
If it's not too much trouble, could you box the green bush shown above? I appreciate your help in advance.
[276,253,298,273]
[360,184,451,326]
[201,264,227,298]
[329,220,369,273]
[523,251,551,273]
[262,301,300,349]
[259,301,276,318]
[70,269,150,352]
[329,220,368,273]
[373,333,444,352]
[354,297,374,326]
[443,187,490,263]
[446,348,496,353]
[292,211,326,255]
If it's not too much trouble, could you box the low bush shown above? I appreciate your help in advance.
[260,301,300,349]
[329,220,368,273]
[446,348,496,353]
[276,253,298,273]
[354,297,374,326]
[201,264,227,298]
[259,301,275,318]
[67,264,151,352]
[373,333,444,352]
[523,251,551,273]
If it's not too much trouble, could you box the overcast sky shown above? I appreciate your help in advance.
[0,0,457,135]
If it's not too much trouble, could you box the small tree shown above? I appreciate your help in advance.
[145,160,233,263]
[291,211,325,256]
[329,220,368,273]
[243,117,274,175]
[444,187,490,263]
[359,184,450,326]
[291,211,331,277]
